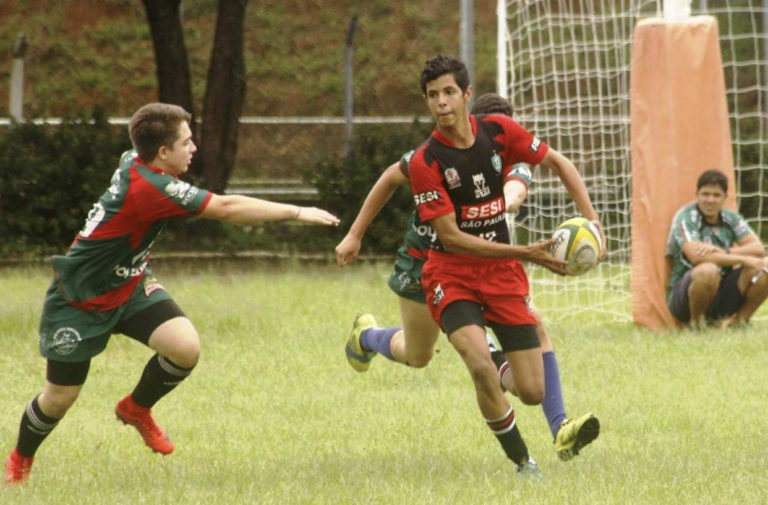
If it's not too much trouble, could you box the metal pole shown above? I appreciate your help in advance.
[344,16,358,156]
[460,0,475,97]
[496,0,507,98]
[10,34,27,121]
[763,0,768,138]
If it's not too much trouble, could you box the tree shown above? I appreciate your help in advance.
[198,0,248,194]
[141,0,195,118]
[141,0,248,193]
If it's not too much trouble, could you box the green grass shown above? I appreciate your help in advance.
[1,261,767,505]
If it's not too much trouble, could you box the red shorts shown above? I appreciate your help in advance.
[421,251,535,328]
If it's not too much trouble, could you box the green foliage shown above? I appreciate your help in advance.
[305,120,433,254]
[0,110,129,256]
[0,112,434,257]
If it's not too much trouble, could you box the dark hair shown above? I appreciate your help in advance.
[420,54,470,95]
[697,168,728,193]
[471,93,513,117]
[129,103,192,162]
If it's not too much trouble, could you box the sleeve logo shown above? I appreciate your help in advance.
[165,180,192,199]
[413,190,440,205]
[529,136,542,153]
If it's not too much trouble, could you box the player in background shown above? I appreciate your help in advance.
[2,103,339,488]
[337,89,601,470]
[666,168,768,328]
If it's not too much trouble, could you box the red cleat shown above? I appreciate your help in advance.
[115,395,174,455]
[3,448,34,488]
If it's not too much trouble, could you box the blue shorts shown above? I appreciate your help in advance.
[667,268,744,324]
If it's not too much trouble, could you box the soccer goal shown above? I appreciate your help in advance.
[498,0,768,324]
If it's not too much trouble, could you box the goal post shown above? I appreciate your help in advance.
[498,0,768,325]
[630,14,735,330]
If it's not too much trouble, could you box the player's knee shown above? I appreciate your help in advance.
[692,262,719,281]
[169,334,201,368]
[516,383,544,405]
[691,263,720,290]
[405,349,434,368]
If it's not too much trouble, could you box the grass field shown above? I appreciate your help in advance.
[1,261,766,505]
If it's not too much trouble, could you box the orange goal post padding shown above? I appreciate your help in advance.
[630,15,737,331]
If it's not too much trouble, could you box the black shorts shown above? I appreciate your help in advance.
[668,268,744,324]
[441,300,540,351]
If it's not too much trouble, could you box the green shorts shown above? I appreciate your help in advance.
[38,275,173,362]
[387,247,427,303]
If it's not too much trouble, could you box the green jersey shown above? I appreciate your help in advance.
[52,150,212,311]
[665,201,753,291]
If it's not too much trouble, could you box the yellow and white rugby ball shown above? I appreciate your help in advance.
[551,217,601,276]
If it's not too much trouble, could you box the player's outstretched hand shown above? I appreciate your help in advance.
[296,207,340,226]
[335,233,362,266]
[524,238,568,276]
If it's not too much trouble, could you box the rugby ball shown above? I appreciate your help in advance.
[550,217,601,275]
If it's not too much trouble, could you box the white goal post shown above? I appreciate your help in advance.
[498,0,768,324]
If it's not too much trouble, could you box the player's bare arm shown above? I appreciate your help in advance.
[336,162,407,266]
[202,194,339,226]
[682,239,766,270]
[504,179,527,214]
[540,148,607,260]
[729,233,767,258]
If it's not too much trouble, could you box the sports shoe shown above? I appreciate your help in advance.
[344,313,378,373]
[516,457,543,479]
[554,412,600,462]
[2,448,34,488]
[115,395,174,455]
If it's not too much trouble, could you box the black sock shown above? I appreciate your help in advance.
[131,354,194,408]
[16,396,60,457]
[486,406,529,466]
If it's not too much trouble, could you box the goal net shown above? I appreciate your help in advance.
[500,0,768,324]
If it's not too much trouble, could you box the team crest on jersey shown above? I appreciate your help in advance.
[165,180,192,199]
[52,327,82,356]
[432,283,445,306]
[491,153,502,174]
[444,167,461,189]
[473,173,491,199]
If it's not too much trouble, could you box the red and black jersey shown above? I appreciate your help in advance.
[409,114,548,253]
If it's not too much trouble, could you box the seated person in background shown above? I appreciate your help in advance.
[665,168,768,328]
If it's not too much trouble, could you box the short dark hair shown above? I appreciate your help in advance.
[471,93,513,117]
[697,168,728,193]
[420,54,470,95]
[129,103,192,162]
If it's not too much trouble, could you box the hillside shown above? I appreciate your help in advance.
[0,0,499,117]
[0,0,498,182]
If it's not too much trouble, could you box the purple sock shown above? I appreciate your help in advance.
[542,351,567,438]
[360,327,398,360]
